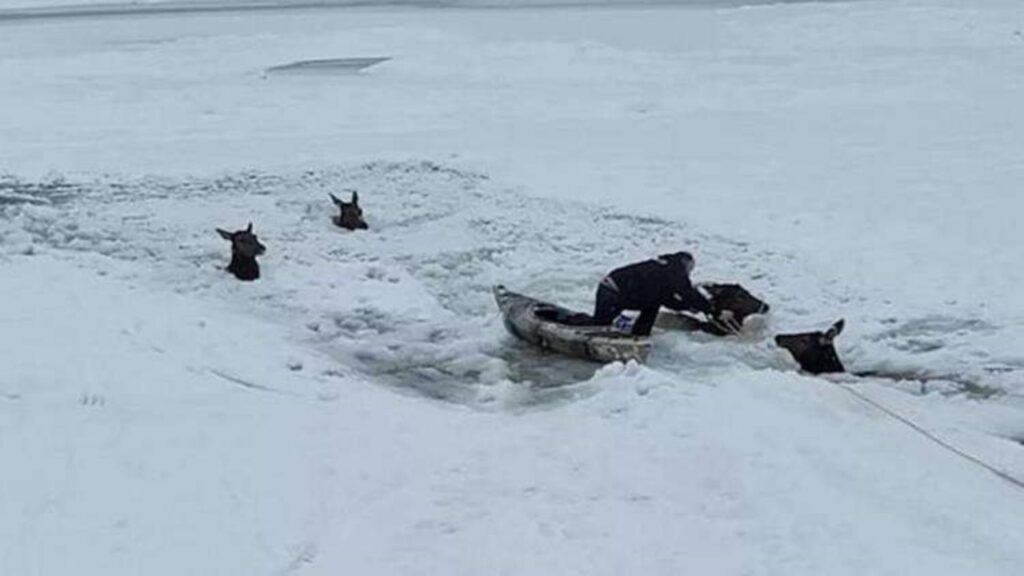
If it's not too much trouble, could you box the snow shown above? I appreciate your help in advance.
[3,0,1024,574]
[5,249,1024,575]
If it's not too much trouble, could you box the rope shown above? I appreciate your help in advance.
[832,380,1024,491]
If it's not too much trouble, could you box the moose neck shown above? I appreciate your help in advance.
[804,349,845,375]
[334,214,367,230]
[228,253,260,281]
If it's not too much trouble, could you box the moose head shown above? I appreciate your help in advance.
[330,190,368,230]
[774,319,846,375]
[216,222,266,281]
[703,283,770,327]
[655,282,770,335]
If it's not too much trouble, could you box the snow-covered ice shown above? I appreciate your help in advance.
[2,0,1024,574]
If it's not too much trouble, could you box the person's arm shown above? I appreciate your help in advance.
[655,253,708,312]
[659,264,716,313]
[665,277,713,314]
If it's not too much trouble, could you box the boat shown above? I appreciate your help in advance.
[493,285,652,364]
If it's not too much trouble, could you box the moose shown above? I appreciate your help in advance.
[660,283,846,375]
[330,191,368,230]
[775,319,847,375]
[216,222,266,281]
[772,319,983,394]
[656,283,770,335]
[653,282,848,375]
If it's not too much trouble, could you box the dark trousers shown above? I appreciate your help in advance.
[593,284,659,337]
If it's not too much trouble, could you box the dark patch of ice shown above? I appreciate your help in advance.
[493,339,600,388]
[0,176,78,207]
[265,57,391,76]
[338,332,599,405]
[871,316,996,341]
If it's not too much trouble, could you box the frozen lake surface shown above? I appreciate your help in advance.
[2,1,1024,574]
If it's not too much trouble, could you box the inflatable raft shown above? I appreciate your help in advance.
[493,285,652,364]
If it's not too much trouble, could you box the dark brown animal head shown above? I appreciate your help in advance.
[330,191,368,230]
[774,319,846,375]
[216,222,266,281]
[702,283,770,326]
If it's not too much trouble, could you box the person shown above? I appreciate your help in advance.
[593,251,715,337]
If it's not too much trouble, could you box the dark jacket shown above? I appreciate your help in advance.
[603,252,712,314]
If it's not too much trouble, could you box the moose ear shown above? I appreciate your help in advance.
[329,193,342,206]
[351,191,359,204]
[824,318,845,342]
[216,228,233,240]
[246,222,253,233]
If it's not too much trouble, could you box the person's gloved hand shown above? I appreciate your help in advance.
[708,307,742,335]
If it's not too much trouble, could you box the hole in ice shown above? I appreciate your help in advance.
[493,340,601,388]
[346,339,600,405]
